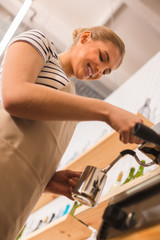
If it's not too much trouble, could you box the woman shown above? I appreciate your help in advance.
[0,26,142,239]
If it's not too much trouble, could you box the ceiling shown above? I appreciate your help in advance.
[0,0,160,99]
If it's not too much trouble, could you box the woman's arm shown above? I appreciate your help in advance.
[1,41,142,143]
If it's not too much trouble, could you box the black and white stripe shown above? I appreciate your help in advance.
[9,30,69,90]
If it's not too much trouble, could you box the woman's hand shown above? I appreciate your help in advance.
[107,104,143,144]
[44,170,81,200]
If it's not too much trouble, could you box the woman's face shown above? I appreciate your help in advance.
[71,32,122,80]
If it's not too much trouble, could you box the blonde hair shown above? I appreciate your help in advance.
[72,26,125,65]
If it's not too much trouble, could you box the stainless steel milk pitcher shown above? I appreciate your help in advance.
[72,165,107,207]
[72,150,136,207]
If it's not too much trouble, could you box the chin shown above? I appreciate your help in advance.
[75,74,85,80]
[79,77,89,81]
[74,70,86,80]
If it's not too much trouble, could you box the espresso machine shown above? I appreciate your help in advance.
[97,122,160,240]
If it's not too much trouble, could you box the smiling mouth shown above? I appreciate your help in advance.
[87,64,92,78]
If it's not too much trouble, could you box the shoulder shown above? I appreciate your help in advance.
[9,29,57,63]
[11,29,49,43]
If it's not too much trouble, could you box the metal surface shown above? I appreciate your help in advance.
[72,166,107,207]
[97,176,160,239]
[133,122,160,165]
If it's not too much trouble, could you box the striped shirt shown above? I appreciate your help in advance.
[0,30,71,104]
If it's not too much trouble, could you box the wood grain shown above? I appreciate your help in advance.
[23,215,91,240]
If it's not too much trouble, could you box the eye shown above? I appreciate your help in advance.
[108,68,111,74]
[99,52,103,62]
[103,68,111,75]
[103,69,106,75]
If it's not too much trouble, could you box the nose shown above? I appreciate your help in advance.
[97,64,104,75]
[97,65,106,76]
[97,64,111,76]
[97,71,102,76]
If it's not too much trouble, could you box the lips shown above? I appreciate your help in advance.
[87,63,92,78]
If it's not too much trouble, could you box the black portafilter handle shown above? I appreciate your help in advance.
[132,122,160,146]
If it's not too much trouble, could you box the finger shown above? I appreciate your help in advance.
[128,132,136,144]
[133,136,143,144]
[119,132,129,144]
[69,186,74,200]
[68,178,79,187]
[71,177,80,182]
[63,186,74,200]
[65,170,82,178]
[129,132,143,144]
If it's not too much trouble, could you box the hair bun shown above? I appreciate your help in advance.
[72,28,82,41]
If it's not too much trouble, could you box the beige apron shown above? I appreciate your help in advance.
[0,81,77,240]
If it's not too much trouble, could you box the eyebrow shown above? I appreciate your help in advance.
[104,51,109,62]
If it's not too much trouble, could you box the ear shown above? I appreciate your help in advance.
[80,31,92,44]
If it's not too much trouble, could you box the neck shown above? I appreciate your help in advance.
[58,50,74,78]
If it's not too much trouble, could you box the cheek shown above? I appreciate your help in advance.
[94,75,101,80]
[89,51,99,64]
[72,52,85,69]
[72,62,85,80]
[73,56,87,75]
